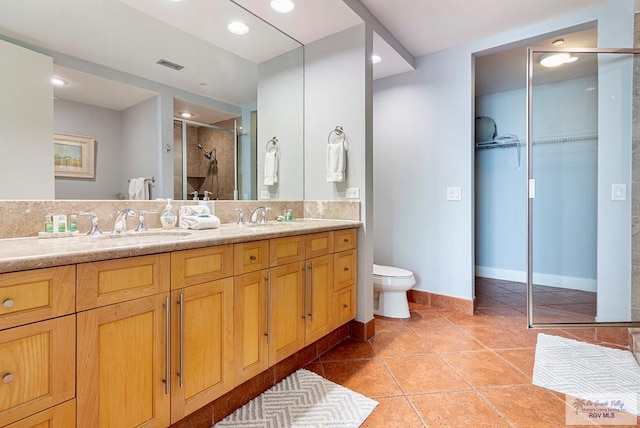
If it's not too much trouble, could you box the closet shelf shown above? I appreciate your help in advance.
[475,133,597,150]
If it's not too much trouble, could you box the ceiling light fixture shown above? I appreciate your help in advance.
[371,54,382,64]
[552,38,565,46]
[539,53,578,68]
[227,21,249,35]
[180,112,193,119]
[51,77,69,86]
[270,0,294,13]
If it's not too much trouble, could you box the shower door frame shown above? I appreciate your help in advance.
[174,117,238,201]
[526,47,640,329]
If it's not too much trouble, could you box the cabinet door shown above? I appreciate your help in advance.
[0,316,75,427]
[305,255,333,345]
[234,271,269,384]
[334,249,357,291]
[77,294,171,428]
[171,278,234,423]
[269,262,305,364]
[0,265,75,331]
[5,398,75,428]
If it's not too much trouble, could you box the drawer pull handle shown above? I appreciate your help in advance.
[250,255,257,261]
[2,299,14,309]
[343,238,349,243]
[3,373,14,384]
[343,304,349,308]
[343,267,349,271]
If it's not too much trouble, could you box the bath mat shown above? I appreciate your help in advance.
[215,369,378,427]
[533,333,640,416]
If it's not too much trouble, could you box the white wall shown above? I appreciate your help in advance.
[476,75,599,292]
[305,24,374,323]
[121,97,160,199]
[257,47,304,201]
[0,39,53,199]
[373,0,635,310]
[54,99,123,199]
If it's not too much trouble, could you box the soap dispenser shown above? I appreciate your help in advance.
[160,199,177,229]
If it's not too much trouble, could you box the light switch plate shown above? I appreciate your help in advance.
[447,187,461,201]
[260,190,271,200]
[611,184,626,201]
[346,187,360,199]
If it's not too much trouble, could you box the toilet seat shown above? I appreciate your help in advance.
[373,264,415,287]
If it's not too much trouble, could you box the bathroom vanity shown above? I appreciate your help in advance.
[0,220,359,427]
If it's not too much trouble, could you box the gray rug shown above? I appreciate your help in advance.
[533,333,640,416]
[215,369,378,427]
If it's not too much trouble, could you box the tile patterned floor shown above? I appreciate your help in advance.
[304,278,639,427]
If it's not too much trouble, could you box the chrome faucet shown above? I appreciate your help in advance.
[112,208,136,234]
[249,206,272,224]
[135,210,157,232]
[80,211,102,235]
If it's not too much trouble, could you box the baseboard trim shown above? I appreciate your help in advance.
[407,289,474,315]
[349,318,375,341]
[475,266,596,292]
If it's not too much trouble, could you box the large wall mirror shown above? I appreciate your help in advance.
[0,0,304,201]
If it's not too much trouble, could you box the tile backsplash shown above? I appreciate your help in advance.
[0,200,360,239]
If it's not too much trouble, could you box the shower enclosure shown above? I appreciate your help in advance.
[173,118,240,200]
[526,47,640,328]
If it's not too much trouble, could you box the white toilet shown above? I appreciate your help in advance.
[373,264,416,319]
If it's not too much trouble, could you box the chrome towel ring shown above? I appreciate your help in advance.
[265,136,279,153]
[327,125,346,147]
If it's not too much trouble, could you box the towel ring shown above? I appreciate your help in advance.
[327,125,346,148]
[265,137,279,154]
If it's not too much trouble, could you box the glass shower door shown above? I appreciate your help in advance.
[526,48,640,327]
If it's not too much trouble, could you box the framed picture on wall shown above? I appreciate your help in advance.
[53,132,95,178]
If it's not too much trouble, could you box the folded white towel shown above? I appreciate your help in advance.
[179,205,210,217]
[326,142,346,182]
[179,214,220,230]
[128,177,148,200]
[264,151,278,186]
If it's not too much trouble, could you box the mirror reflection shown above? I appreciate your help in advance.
[0,0,304,201]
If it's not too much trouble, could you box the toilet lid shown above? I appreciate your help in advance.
[373,264,413,278]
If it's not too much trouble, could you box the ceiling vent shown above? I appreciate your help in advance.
[156,59,184,71]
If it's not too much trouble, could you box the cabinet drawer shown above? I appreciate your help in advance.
[334,228,357,252]
[305,232,334,259]
[0,315,75,427]
[77,253,170,310]
[171,245,233,289]
[270,235,305,267]
[234,240,269,274]
[5,398,75,428]
[334,249,357,291]
[333,286,356,328]
[0,266,75,331]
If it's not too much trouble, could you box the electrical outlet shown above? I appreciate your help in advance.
[447,187,461,201]
[346,187,360,199]
[260,190,271,200]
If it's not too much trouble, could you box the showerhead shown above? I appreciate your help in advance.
[197,144,213,160]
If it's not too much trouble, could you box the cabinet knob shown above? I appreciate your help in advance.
[249,255,257,261]
[343,304,349,308]
[343,238,349,243]
[343,267,349,271]
[2,299,14,309]
[2,373,14,384]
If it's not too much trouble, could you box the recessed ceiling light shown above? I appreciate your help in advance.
[180,112,193,119]
[51,77,69,86]
[228,21,249,35]
[539,53,578,68]
[271,0,294,13]
[552,38,565,46]
[371,54,382,64]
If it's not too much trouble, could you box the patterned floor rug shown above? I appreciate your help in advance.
[533,333,640,416]
[215,369,378,427]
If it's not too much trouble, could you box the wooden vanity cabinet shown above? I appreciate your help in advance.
[5,399,75,428]
[0,315,76,427]
[170,278,234,424]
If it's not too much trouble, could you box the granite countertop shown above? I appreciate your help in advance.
[0,219,361,274]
